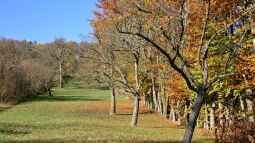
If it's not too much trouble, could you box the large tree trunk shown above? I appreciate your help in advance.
[131,57,140,127]
[110,87,116,115]
[131,95,140,127]
[59,62,63,88]
[182,92,204,143]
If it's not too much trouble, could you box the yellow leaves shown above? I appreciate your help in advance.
[144,0,150,6]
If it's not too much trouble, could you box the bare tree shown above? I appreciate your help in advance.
[47,38,72,88]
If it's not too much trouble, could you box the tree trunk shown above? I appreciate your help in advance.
[48,87,53,96]
[131,95,140,127]
[218,102,225,126]
[158,95,163,115]
[176,101,181,125]
[225,106,231,125]
[149,94,154,110]
[209,106,215,130]
[152,76,159,111]
[246,98,254,122]
[59,62,63,88]
[170,105,176,122]
[163,96,169,118]
[204,104,209,130]
[110,87,116,115]
[131,57,140,127]
[182,92,204,143]
[239,96,246,118]
[184,105,188,125]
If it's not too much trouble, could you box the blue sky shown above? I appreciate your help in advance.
[0,0,97,43]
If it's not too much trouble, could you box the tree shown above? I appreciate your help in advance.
[92,14,151,126]
[47,38,73,88]
[93,0,255,142]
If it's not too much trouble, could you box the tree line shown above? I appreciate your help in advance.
[88,0,255,142]
[0,38,82,103]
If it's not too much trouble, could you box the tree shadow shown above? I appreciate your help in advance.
[0,138,214,143]
[0,139,177,143]
[0,128,31,135]
[116,113,132,116]
[0,122,34,135]
[0,106,12,113]
[116,111,154,116]
[193,138,214,143]
[22,95,103,103]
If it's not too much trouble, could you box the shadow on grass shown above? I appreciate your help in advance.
[0,122,34,135]
[0,139,213,143]
[0,128,31,135]
[116,111,154,116]
[0,106,12,113]
[22,95,103,103]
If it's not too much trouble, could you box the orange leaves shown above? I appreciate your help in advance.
[147,63,166,71]
[165,70,190,101]
[97,0,117,13]
[232,42,255,88]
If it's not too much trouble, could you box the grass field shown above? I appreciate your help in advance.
[0,88,213,143]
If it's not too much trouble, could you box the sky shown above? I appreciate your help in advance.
[0,0,97,43]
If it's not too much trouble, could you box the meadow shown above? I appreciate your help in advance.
[0,88,213,143]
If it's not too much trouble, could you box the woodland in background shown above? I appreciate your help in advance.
[0,38,91,103]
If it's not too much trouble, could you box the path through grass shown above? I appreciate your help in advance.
[0,88,213,143]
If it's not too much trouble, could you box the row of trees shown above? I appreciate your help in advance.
[0,38,78,103]
[89,0,255,142]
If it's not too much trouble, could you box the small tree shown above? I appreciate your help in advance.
[47,38,73,88]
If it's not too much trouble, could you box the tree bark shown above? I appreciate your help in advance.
[158,95,163,115]
[48,87,53,96]
[204,104,209,130]
[152,76,159,111]
[131,56,140,127]
[176,101,181,125]
[209,106,215,130]
[182,91,204,143]
[246,98,254,122]
[170,105,176,122]
[59,62,63,88]
[110,87,116,115]
[163,96,169,118]
[131,95,140,127]
[218,102,225,126]
[239,96,246,118]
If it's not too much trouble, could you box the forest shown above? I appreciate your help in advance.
[0,0,255,143]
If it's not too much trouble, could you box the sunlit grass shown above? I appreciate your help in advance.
[0,88,213,143]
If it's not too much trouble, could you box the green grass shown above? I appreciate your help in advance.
[0,88,213,143]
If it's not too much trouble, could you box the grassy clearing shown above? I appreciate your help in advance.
[0,88,213,143]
